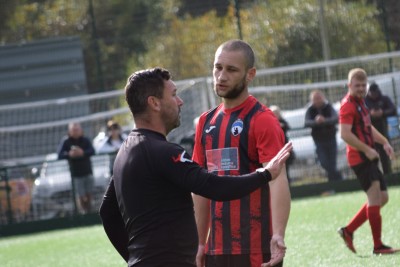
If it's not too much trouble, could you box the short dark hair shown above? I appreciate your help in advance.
[368,82,380,92]
[218,39,255,70]
[125,67,171,116]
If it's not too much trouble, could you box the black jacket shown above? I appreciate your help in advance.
[304,102,338,142]
[99,129,271,266]
[57,136,95,177]
[365,92,397,136]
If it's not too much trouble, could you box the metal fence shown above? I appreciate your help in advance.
[1,51,400,227]
[0,154,111,225]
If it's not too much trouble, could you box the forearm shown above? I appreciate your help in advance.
[372,126,389,145]
[304,119,316,128]
[192,194,210,246]
[191,168,271,201]
[269,168,291,237]
[324,116,338,125]
[340,125,371,153]
[84,145,95,156]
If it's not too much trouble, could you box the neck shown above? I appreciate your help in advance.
[223,92,249,109]
[134,116,167,136]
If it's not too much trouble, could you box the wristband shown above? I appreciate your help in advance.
[256,168,272,182]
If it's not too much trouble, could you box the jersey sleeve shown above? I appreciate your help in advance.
[192,113,207,167]
[339,101,354,125]
[253,110,285,164]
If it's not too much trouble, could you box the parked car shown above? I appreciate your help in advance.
[31,153,111,220]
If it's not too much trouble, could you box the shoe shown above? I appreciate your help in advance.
[337,227,356,253]
[373,244,400,255]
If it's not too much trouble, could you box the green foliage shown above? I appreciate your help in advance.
[128,0,388,80]
[0,0,393,89]
[126,6,239,79]
[2,0,88,42]
[243,0,387,66]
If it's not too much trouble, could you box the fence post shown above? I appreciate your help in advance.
[0,167,14,224]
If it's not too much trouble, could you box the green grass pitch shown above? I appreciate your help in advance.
[1,186,399,266]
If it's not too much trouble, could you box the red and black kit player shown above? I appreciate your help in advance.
[193,95,287,266]
[338,68,398,255]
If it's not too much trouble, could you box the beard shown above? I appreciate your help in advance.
[215,76,247,99]
[162,108,181,135]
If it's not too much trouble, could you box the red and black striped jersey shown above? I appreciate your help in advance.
[192,96,285,255]
[339,93,374,166]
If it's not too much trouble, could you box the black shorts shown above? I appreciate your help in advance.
[351,159,387,192]
[205,254,283,267]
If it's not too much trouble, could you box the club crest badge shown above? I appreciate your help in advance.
[231,119,244,136]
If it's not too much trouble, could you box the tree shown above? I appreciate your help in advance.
[0,0,394,91]
[129,0,387,80]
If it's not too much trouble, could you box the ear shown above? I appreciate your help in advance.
[147,96,161,112]
[246,67,256,82]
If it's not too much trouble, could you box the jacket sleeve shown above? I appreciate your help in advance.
[83,137,95,157]
[383,96,397,117]
[323,104,339,126]
[304,106,316,127]
[156,144,270,201]
[99,178,129,262]
[57,138,69,160]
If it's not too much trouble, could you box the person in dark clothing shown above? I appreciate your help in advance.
[57,122,95,214]
[305,90,343,181]
[365,82,397,175]
[99,67,292,267]
[270,105,295,183]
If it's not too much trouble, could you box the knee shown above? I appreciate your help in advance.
[381,193,389,207]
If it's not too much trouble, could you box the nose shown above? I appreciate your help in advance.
[216,69,227,82]
[177,96,184,106]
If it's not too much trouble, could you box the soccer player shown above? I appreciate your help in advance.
[338,68,397,255]
[192,40,291,267]
[99,67,293,266]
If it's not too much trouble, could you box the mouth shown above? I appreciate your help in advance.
[216,84,228,90]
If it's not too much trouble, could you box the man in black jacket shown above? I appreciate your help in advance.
[365,82,397,174]
[305,90,343,181]
[57,122,95,214]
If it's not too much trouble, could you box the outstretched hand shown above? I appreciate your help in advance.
[265,142,293,181]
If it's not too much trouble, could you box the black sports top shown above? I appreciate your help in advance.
[100,129,271,267]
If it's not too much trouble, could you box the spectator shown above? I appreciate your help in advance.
[96,120,127,174]
[365,82,397,175]
[270,105,295,182]
[98,67,293,265]
[338,68,397,255]
[192,40,290,267]
[57,122,95,214]
[305,90,343,182]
